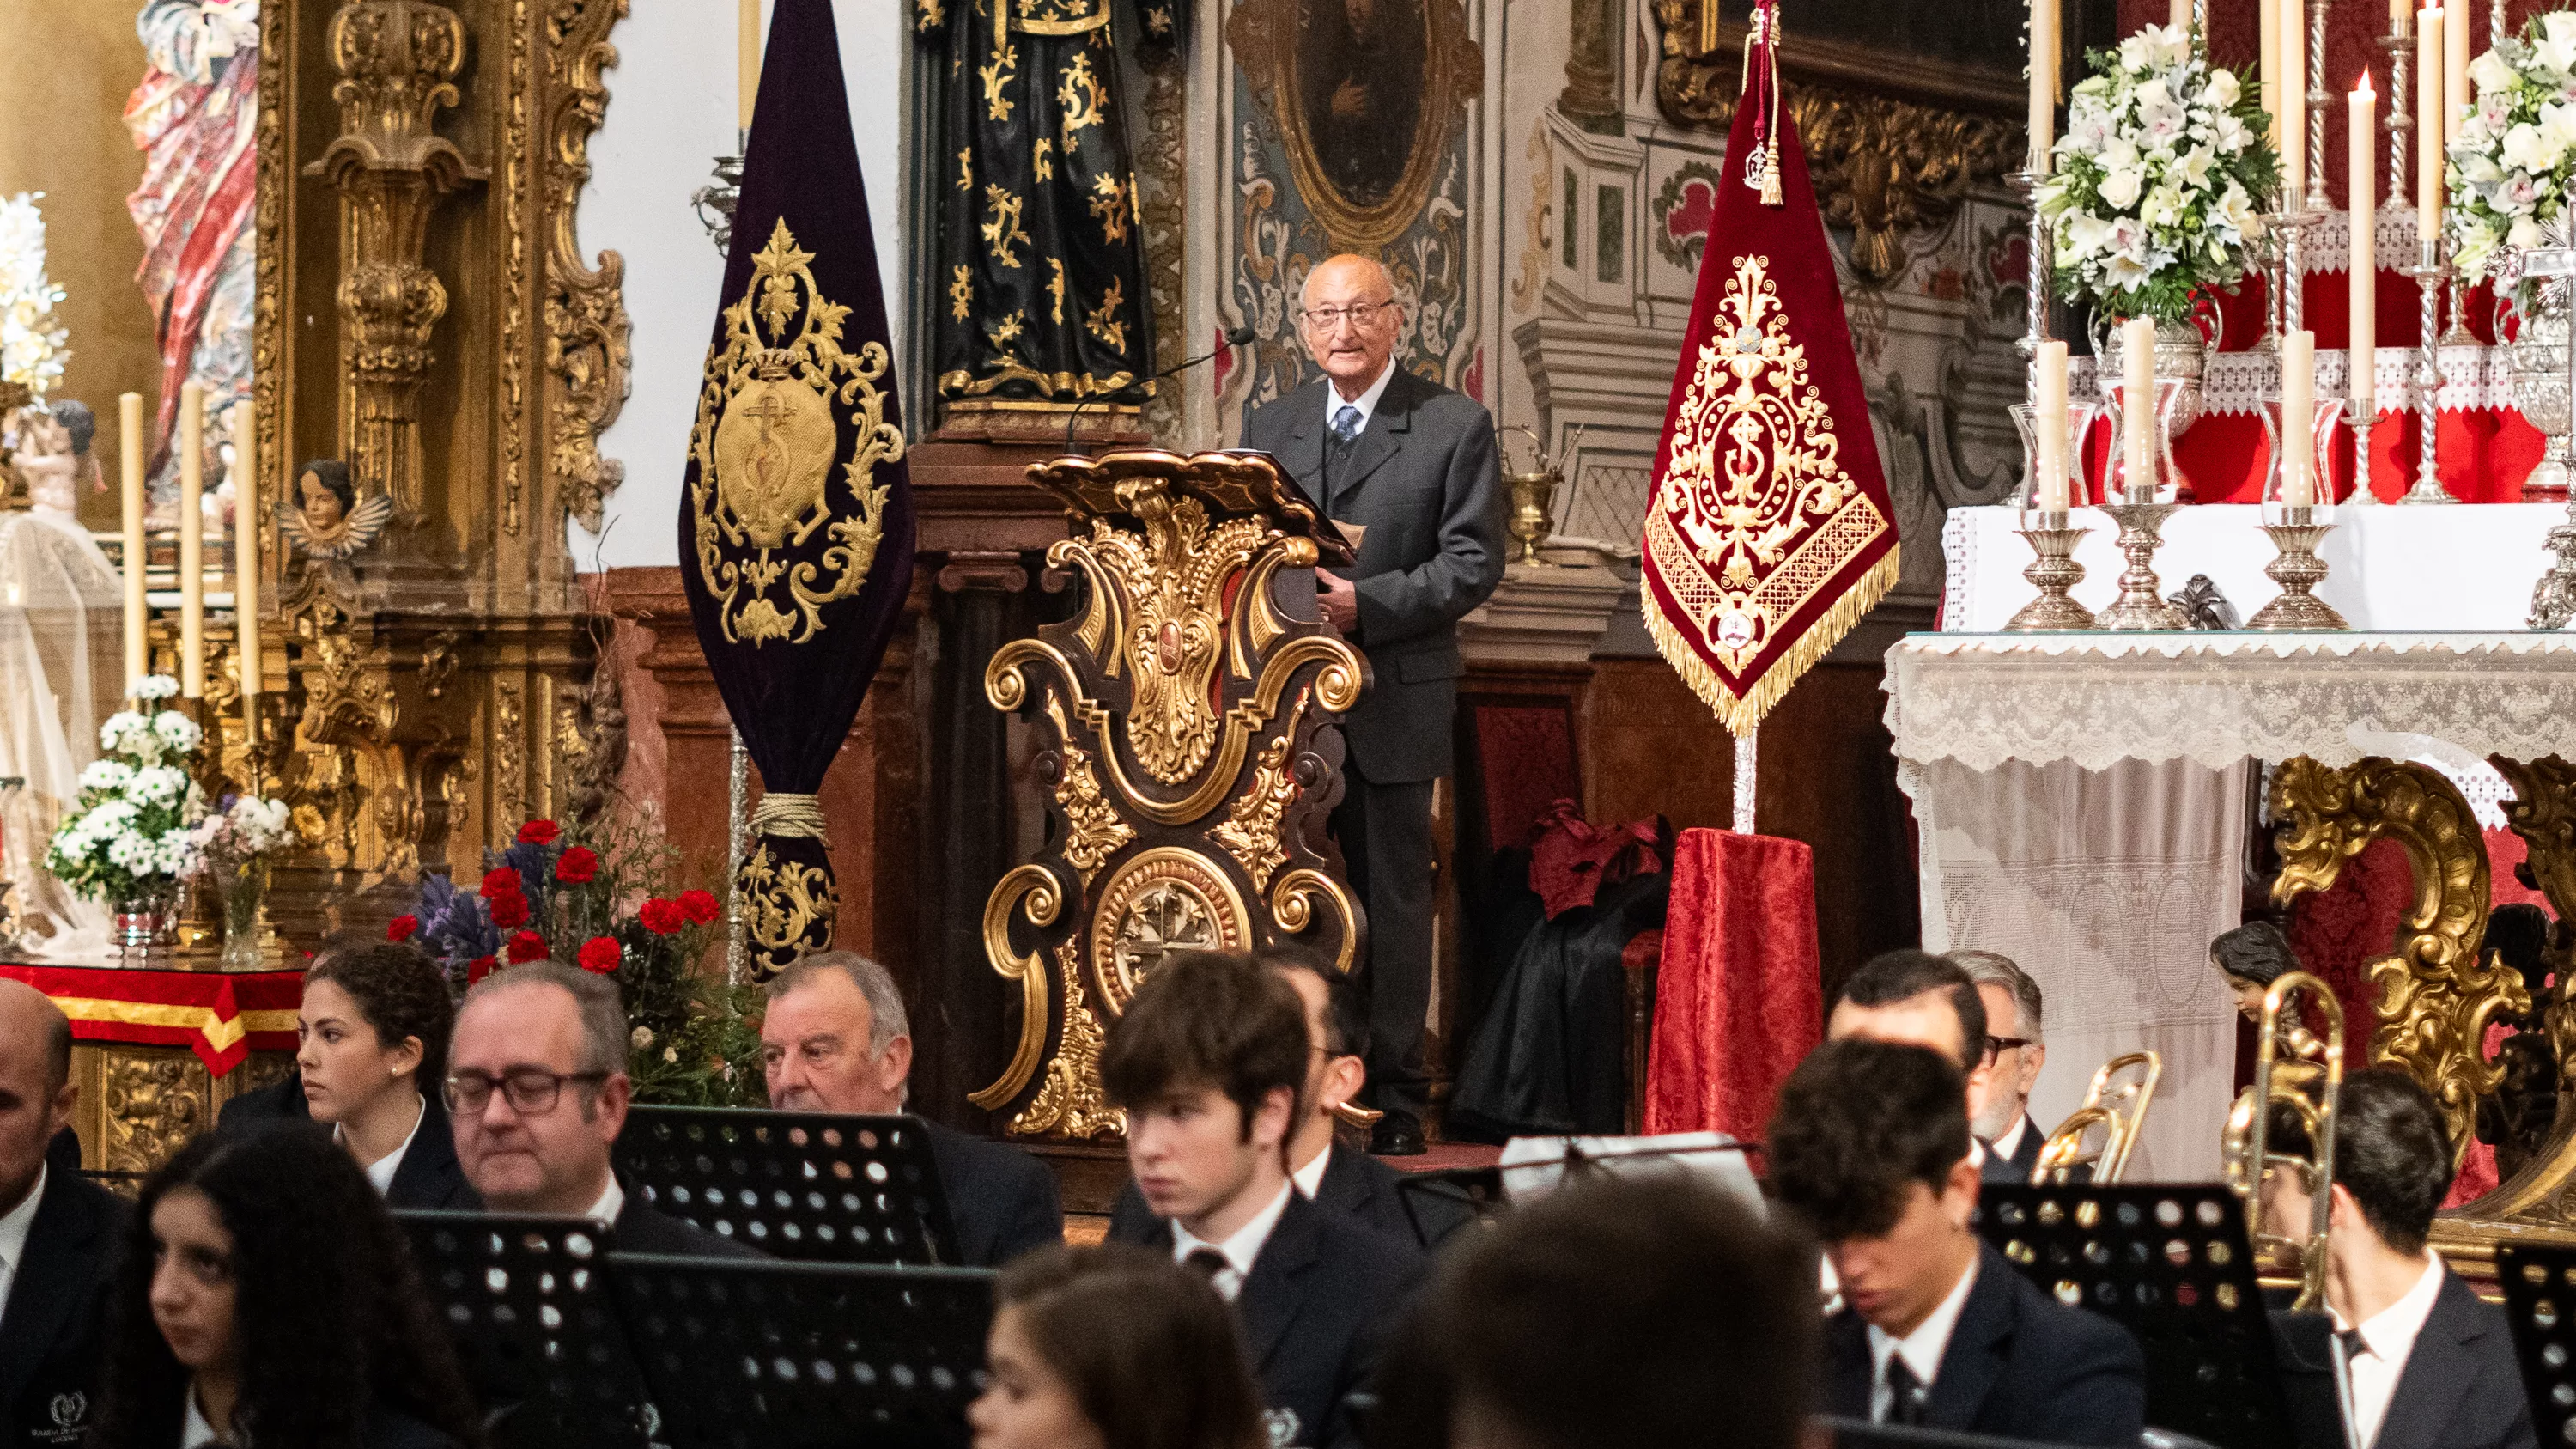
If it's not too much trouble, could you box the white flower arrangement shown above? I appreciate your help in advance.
[45,676,209,905]
[0,192,68,399]
[191,791,295,867]
[2038,26,2278,325]
[2446,14,2576,283]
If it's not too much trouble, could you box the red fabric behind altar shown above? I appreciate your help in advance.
[1644,829,1822,1145]
[0,963,302,1075]
[2283,835,2551,1206]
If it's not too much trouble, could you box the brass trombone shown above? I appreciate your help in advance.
[2220,971,2345,1311]
[2030,1051,2162,1184]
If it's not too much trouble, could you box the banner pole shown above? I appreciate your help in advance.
[727,726,750,985]
[1733,723,1759,836]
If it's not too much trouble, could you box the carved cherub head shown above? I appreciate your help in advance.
[280,459,391,559]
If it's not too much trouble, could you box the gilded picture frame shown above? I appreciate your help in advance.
[1227,0,1483,256]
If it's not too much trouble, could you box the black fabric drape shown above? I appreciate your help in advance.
[677,0,918,974]
[1448,870,1670,1142]
[920,0,1171,405]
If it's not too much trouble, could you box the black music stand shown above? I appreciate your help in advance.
[608,1251,995,1449]
[1975,1184,2293,1449]
[398,1210,653,1449]
[1817,1418,2136,1448]
[616,1105,960,1265]
[2494,1242,2576,1444]
[1394,1163,1504,1244]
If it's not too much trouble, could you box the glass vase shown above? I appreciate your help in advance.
[216,857,271,971]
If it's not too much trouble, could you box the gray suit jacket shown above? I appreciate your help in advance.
[1242,368,1504,783]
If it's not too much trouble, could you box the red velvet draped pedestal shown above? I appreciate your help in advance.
[1644,828,1822,1145]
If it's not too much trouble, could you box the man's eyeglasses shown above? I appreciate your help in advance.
[1297,301,1394,332]
[445,1068,607,1116]
[1982,1035,2033,1063]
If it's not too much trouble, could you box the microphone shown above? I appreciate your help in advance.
[1065,325,1259,455]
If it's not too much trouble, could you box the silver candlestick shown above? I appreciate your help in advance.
[2350,401,2378,506]
[2403,240,2455,503]
[2383,31,2415,214]
[2013,167,2053,400]
[690,128,750,256]
[2306,0,2329,200]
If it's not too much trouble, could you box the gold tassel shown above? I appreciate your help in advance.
[1759,139,1784,207]
[1643,545,1902,738]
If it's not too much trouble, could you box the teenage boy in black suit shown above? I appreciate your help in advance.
[0,979,128,1449]
[1108,947,1467,1249]
[2267,1069,2536,1449]
[1103,950,1425,1449]
[759,951,1062,1267]
[1771,1038,2147,1446]
[447,961,758,1259]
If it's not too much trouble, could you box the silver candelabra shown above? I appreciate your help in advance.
[2403,238,2455,503]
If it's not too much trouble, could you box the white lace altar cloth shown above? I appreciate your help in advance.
[1887,631,2576,1183]
[1943,503,2571,633]
[0,509,122,959]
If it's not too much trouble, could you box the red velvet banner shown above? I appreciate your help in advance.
[0,964,301,1076]
[1644,828,1822,1147]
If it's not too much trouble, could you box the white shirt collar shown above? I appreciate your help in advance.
[1172,1179,1296,1302]
[1291,1141,1332,1200]
[2336,1251,2448,1448]
[1867,1248,1981,1418]
[585,1173,625,1227]
[0,1161,47,1309]
[333,1093,427,1196]
[1990,1114,2028,1162]
[179,1385,226,1449]
[1322,357,1398,436]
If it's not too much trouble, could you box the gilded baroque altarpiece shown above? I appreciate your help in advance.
[234,0,634,935]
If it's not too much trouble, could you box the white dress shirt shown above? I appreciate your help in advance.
[1989,1114,2028,1164]
[0,1162,47,1323]
[1291,1141,1332,1200]
[1867,1251,1981,1422]
[179,1386,227,1449]
[1322,357,1397,437]
[585,1173,626,1226]
[2338,1251,2447,1449]
[1171,1179,1296,1303]
[334,1093,427,1196]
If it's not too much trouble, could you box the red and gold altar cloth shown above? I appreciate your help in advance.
[1639,0,1898,736]
[0,963,301,1075]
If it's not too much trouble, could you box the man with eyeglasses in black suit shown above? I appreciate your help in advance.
[446,960,759,1258]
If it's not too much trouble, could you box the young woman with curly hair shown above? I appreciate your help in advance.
[216,938,477,1209]
[85,1124,481,1449]
[969,1243,1267,1449]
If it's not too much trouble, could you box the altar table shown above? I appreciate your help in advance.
[1,960,301,1174]
[1882,632,2576,1181]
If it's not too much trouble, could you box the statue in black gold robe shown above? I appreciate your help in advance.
[920,0,1177,412]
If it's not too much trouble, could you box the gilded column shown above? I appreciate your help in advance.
[306,0,488,522]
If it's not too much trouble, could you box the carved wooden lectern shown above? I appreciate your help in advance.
[970,450,1367,1140]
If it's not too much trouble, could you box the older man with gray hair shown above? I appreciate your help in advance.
[447,960,756,1256]
[761,951,1061,1265]
[1949,950,2051,1183]
[1240,253,1505,1154]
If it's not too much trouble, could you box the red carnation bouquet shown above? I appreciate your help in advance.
[398,815,760,1105]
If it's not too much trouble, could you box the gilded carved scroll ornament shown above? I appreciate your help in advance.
[969,452,1367,1135]
[1647,0,2020,285]
[2269,757,2528,1164]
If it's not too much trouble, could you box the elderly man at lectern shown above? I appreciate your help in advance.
[1240,254,1504,1155]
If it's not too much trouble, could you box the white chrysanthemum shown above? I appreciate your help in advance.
[133,674,179,702]
[106,832,151,869]
[99,711,147,753]
[129,765,188,806]
[79,759,135,794]
[151,710,202,753]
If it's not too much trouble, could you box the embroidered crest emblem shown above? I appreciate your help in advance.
[690,218,906,645]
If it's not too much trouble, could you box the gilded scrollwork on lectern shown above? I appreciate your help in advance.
[971,451,1366,1140]
[2269,758,2528,1164]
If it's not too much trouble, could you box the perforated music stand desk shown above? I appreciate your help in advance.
[608,1251,995,1449]
[617,1105,960,1264]
[1975,1184,2294,1449]
[2493,1242,2576,1443]
[398,1209,653,1449]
